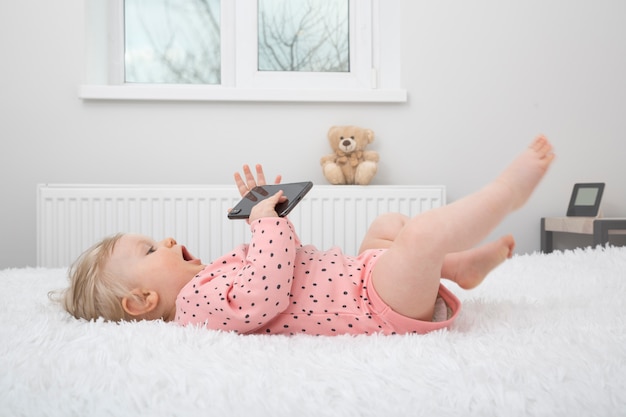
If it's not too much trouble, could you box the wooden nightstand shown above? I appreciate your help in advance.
[541,217,626,253]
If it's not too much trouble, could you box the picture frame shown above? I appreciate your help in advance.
[566,183,605,217]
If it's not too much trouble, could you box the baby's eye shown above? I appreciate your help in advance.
[146,246,156,255]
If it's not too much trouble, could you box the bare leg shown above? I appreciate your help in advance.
[360,213,515,288]
[370,136,555,321]
[358,212,409,254]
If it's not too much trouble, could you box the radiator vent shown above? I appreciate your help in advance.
[37,184,446,267]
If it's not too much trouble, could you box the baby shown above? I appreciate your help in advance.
[58,136,554,336]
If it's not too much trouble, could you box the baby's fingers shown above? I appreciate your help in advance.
[249,190,285,223]
[266,190,286,205]
[233,164,282,198]
[255,164,282,186]
[233,168,250,197]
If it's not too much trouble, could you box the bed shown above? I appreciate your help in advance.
[1,245,625,416]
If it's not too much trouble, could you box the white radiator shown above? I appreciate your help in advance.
[37,184,446,268]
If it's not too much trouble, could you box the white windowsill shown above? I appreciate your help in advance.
[79,84,408,103]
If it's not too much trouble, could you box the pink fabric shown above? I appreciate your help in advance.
[175,217,460,336]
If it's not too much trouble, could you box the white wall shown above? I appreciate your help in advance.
[1,0,625,268]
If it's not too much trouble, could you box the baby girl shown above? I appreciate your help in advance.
[58,136,554,336]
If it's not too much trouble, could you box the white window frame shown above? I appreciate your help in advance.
[79,0,406,103]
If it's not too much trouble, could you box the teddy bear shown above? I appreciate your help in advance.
[320,125,379,185]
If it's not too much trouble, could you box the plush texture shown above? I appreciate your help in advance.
[1,246,625,416]
[320,125,379,185]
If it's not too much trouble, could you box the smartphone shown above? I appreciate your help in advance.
[227,181,313,220]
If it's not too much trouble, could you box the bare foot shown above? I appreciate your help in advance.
[443,235,515,289]
[496,135,555,211]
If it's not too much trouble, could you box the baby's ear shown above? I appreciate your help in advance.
[122,288,159,318]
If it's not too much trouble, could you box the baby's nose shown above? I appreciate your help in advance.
[163,237,177,248]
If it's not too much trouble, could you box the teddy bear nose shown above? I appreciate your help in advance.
[342,140,352,147]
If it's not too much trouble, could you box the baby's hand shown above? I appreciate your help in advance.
[249,190,286,223]
[234,164,282,198]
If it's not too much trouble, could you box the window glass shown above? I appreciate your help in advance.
[124,0,221,84]
[257,0,349,73]
[81,0,406,102]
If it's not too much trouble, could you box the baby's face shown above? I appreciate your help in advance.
[108,234,205,320]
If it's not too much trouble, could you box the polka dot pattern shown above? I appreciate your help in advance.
[175,218,460,336]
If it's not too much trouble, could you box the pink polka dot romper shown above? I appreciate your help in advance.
[175,217,460,336]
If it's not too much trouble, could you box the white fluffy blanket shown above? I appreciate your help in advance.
[1,246,625,417]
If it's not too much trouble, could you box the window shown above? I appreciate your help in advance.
[80,0,406,102]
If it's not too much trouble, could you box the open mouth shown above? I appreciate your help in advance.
[181,246,201,264]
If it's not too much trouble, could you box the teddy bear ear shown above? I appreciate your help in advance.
[365,129,375,143]
[327,126,340,137]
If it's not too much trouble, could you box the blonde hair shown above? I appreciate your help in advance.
[51,233,132,322]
